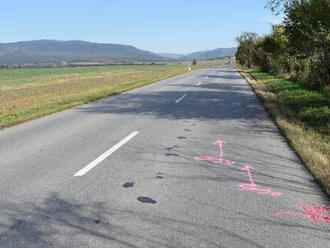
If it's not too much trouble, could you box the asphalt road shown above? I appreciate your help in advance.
[0,66,329,248]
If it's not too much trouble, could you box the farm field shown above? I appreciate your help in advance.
[0,59,231,129]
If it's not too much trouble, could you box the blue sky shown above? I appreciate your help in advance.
[1,0,282,54]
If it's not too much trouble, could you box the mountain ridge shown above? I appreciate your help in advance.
[177,47,237,61]
[0,39,237,64]
[158,47,236,61]
[0,39,169,64]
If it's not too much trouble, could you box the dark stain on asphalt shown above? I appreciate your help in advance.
[122,182,134,188]
[137,196,157,204]
[166,153,179,157]
[184,129,192,132]
[165,145,179,151]
[10,220,25,230]
[177,136,187,139]
[93,219,101,224]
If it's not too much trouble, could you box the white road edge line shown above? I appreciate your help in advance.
[74,131,139,177]
[196,81,202,86]
[175,93,188,103]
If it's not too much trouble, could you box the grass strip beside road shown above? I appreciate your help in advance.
[238,66,330,196]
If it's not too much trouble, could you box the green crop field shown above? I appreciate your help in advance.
[0,59,232,129]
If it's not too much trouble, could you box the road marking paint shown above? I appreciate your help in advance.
[74,131,139,176]
[196,81,202,86]
[194,139,236,165]
[175,93,188,103]
[274,205,330,224]
[239,165,282,197]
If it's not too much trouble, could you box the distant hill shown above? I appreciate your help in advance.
[178,47,237,61]
[159,47,237,61]
[0,40,169,64]
[157,53,183,59]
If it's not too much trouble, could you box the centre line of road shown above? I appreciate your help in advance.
[74,131,139,177]
[175,93,188,103]
[196,81,202,86]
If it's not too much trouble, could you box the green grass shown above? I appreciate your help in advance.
[238,66,330,196]
[0,59,231,129]
[248,69,330,135]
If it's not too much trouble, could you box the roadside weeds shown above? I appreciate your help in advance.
[237,66,330,197]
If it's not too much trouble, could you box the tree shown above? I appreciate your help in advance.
[284,0,330,86]
[235,32,258,68]
[267,0,293,14]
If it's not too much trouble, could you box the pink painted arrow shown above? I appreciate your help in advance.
[194,139,236,165]
[212,139,225,146]
[241,165,255,186]
[239,164,282,197]
[212,139,225,158]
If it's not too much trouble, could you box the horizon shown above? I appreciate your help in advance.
[0,39,237,55]
[2,0,282,54]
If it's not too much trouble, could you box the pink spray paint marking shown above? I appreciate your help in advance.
[194,139,236,165]
[239,165,282,197]
[273,205,330,224]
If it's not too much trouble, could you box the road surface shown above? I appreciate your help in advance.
[0,66,329,247]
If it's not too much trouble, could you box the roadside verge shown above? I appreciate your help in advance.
[237,66,330,197]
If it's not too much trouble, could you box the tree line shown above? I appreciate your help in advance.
[236,0,330,88]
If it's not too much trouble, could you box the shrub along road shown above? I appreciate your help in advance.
[0,66,328,247]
